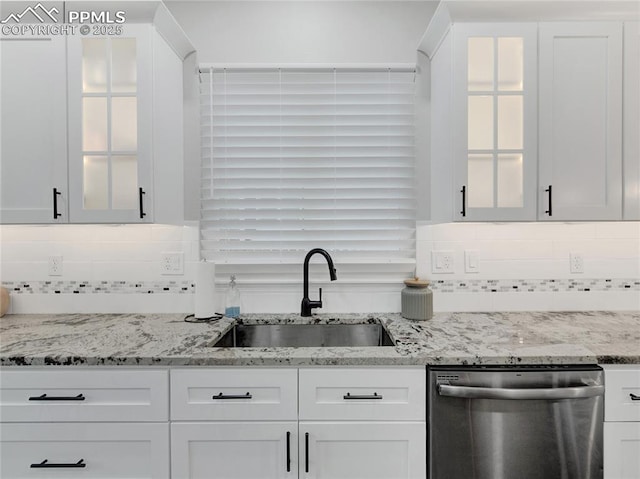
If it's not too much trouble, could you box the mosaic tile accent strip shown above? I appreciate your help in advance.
[2,279,638,295]
[429,279,640,293]
[2,281,195,294]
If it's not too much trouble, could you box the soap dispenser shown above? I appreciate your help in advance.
[225,275,241,318]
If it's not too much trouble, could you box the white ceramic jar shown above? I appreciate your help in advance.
[401,278,433,321]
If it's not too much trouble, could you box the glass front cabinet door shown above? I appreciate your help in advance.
[67,25,152,223]
[453,24,537,221]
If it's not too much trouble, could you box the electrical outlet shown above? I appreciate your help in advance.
[570,253,584,274]
[432,251,455,274]
[48,256,63,276]
[160,253,184,275]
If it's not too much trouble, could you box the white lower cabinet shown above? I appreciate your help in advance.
[169,367,427,479]
[604,423,640,479]
[171,422,297,479]
[0,368,170,479]
[300,422,426,479]
[602,364,640,479]
[0,423,169,479]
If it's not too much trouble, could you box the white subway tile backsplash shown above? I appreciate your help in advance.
[7,292,194,314]
[427,222,478,241]
[1,222,638,313]
[433,291,495,312]
[150,225,185,242]
[595,221,640,239]
[552,239,640,258]
[486,240,554,260]
[491,292,554,312]
[90,261,159,281]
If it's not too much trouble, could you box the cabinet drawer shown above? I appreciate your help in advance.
[299,368,426,421]
[0,423,169,479]
[0,369,168,422]
[170,368,297,420]
[603,366,640,422]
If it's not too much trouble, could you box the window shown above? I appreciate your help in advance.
[200,68,416,284]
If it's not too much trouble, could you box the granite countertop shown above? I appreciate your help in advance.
[0,311,639,366]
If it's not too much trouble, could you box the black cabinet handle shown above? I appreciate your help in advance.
[286,431,291,472]
[343,392,383,400]
[53,188,62,219]
[631,393,640,401]
[545,185,553,216]
[212,392,252,400]
[31,459,86,468]
[305,432,310,473]
[28,393,85,401]
[139,187,146,219]
[460,186,466,217]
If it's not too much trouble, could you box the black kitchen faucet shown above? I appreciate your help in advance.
[301,248,337,317]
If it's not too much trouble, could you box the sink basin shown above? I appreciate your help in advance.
[212,323,395,348]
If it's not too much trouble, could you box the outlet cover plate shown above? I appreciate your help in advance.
[570,253,584,274]
[161,253,184,275]
[432,251,455,274]
[48,256,63,276]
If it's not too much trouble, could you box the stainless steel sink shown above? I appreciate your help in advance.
[212,323,395,348]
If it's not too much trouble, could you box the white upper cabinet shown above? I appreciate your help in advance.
[67,25,153,223]
[538,22,623,221]
[0,2,194,225]
[453,23,538,221]
[623,22,640,220]
[0,34,68,224]
[423,2,637,223]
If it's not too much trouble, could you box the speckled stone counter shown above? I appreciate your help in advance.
[0,311,638,366]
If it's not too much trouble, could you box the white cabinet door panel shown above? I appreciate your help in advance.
[171,422,297,479]
[604,422,640,479]
[623,22,640,220]
[539,22,623,220]
[0,34,67,223]
[300,422,426,479]
[66,24,153,223]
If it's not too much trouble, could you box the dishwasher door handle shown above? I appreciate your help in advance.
[438,384,605,400]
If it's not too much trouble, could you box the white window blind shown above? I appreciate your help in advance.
[200,68,416,284]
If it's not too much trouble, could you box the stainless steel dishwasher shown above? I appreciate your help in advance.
[428,365,604,479]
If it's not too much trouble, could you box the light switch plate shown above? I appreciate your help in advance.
[465,250,479,273]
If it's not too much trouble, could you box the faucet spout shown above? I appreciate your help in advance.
[301,248,337,317]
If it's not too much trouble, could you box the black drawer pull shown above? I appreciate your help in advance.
[631,393,640,401]
[545,185,553,216]
[212,392,252,400]
[28,393,85,401]
[286,431,291,472]
[31,459,86,468]
[139,187,146,219]
[460,186,466,217]
[305,432,310,473]
[343,392,383,400]
[52,188,62,219]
